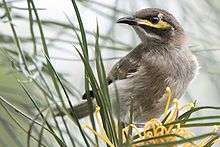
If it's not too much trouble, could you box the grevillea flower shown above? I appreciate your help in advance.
[82,87,220,147]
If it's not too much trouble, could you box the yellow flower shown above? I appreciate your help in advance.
[82,106,115,147]
[82,87,220,147]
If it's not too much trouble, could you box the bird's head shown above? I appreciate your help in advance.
[117,8,186,47]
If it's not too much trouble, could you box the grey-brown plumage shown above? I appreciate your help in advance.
[61,8,199,123]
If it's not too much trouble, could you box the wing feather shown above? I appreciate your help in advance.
[107,44,144,84]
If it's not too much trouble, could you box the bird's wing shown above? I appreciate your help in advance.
[82,44,144,99]
[107,44,144,84]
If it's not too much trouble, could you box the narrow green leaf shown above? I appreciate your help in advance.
[70,0,88,57]
[167,115,220,126]
[179,106,220,120]
[37,112,50,147]
[26,0,37,56]
[2,0,30,74]
[28,0,49,57]
[137,133,218,147]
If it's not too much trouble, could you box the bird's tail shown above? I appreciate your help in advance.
[55,97,96,119]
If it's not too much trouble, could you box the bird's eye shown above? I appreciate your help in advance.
[150,16,160,24]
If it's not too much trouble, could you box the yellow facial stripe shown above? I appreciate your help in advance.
[138,19,171,29]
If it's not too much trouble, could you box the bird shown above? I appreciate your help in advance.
[60,8,199,124]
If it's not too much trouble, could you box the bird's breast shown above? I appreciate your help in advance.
[134,50,198,99]
[109,49,199,123]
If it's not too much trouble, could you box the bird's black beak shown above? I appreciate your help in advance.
[117,16,137,25]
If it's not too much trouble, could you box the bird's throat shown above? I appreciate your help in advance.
[133,26,161,43]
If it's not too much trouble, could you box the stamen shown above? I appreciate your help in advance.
[164,87,172,115]
[95,106,106,134]
[82,125,115,147]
